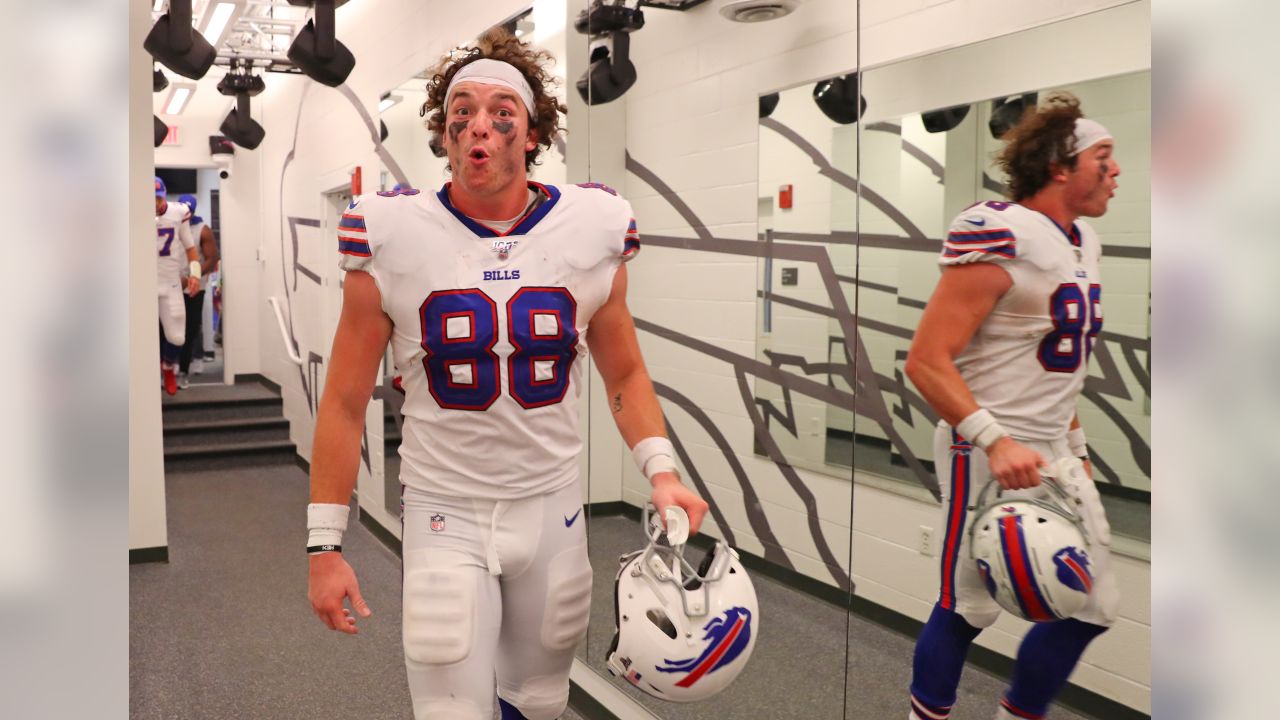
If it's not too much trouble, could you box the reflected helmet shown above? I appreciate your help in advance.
[607,505,759,702]
[969,459,1095,622]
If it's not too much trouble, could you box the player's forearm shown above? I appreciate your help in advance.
[309,392,367,505]
[904,352,982,428]
[604,366,668,450]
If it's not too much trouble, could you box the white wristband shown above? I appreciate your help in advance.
[955,408,1008,452]
[631,436,678,482]
[189,260,202,280]
[307,503,350,551]
[1067,427,1088,458]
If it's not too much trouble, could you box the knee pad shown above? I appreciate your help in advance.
[412,698,487,720]
[540,548,592,651]
[500,679,569,720]
[403,553,476,666]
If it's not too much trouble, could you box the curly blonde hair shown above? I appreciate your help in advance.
[421,28,567,172]
[995,93,1086,202]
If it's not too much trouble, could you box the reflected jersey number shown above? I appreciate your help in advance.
[158,227,176,256]
[419,287,579,410]
[980,200,1103,373]
[1039,283,1102,373]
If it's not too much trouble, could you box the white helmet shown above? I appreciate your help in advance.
[969,459,1096,623]
[606,505,758,702]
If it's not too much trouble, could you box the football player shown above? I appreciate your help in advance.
[176,194,220,387]
[155,177,200,395]
[305,30,709,720]
[904,94,1123,720]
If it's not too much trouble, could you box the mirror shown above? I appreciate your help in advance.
[579,10,855,720]
[755,71,1150,546]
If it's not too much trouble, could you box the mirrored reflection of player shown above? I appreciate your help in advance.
[905,95,1123,720]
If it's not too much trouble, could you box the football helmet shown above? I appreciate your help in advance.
[606,505,758,702]
[969,458,1096,622]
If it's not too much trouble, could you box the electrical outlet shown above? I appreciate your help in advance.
[918,525,935,556]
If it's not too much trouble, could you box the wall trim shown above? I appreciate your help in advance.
[129,546,169,564]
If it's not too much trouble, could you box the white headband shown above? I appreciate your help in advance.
[1070,118,1113,156]
[445,59,537,121]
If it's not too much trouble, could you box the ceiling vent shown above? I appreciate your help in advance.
[717,0,801,23]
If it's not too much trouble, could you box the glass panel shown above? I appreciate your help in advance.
[580,4,857,719]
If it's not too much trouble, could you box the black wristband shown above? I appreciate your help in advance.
[307,544,342,554]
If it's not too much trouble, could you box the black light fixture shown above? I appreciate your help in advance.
[988,93,1038,139]
[813,73,866,125]
[759,92,780,119]
[379,119,389,143]
[574,1,645,105]
[217,60,267,149]
[144,0,217,80]
[287,0,356,87]
[154,66,170,93]
[571,1,710,105]
[921,104,971,133]
[154,116,169,148]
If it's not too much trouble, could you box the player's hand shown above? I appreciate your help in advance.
[308,552,372,634]
[650,473,709,536]
[986,437,1047,490]
[185,277,200,295]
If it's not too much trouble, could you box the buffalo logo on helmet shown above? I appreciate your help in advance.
[1053,547,1093,593]
[975,558,997,598]
[655,606,752,688]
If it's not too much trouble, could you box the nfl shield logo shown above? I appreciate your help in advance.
[430,514,446,532]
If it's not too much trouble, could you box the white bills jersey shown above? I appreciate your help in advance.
[938,200,1103,440]
[338,182,640,500]
[156,201,194,286]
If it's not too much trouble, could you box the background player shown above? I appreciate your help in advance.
[176,194,220,387]
[305,30,709,720]
[903,94,1123,720]
[155,177,200,395]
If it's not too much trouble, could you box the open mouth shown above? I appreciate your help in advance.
[468,147,490,162]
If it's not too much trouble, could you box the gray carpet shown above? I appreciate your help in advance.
[580,513,1089,720]
[132,461,1086,720]
[129,464,584,720]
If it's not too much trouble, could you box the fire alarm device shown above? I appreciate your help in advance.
[779,184,793,209]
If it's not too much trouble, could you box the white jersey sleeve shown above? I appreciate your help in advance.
[939,202,1017,266]
[572,182,640,262]
[336,197,375,273]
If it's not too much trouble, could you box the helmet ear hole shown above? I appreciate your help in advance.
[646,609,678,639]
[1038,517,1048,524]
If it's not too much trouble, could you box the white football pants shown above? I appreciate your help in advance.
[932,421,1120,629]
[157,282,186,348]
[401,480,592,720]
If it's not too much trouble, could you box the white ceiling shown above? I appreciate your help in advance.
[151,1,312,122]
